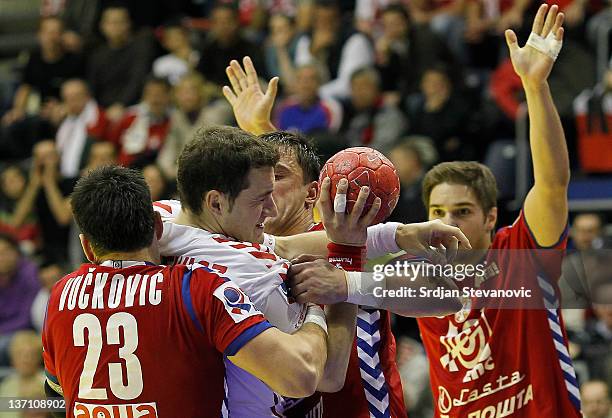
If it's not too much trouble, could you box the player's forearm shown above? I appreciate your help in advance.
[317,303,357,392]
[345,271,462,317]
[275,231,328,260]
[524,82,570,189]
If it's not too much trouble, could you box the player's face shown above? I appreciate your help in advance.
[428,183,496,253]
[222,166,277,243]
[264,153,316,236]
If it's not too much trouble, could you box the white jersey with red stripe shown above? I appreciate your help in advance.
[153,200,308,417]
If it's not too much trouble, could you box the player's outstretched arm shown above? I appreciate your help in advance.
[289,258,463,317]
[228,311,328,398]
[223,56,278,135]
[507,4,569,246]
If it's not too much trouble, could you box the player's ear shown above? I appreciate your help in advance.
[79,234,96,263]
[154,211,163,239]
[305,181,319,208]
[205,190,224,215]
[485,207,498,232]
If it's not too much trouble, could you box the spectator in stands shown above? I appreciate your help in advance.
[2,16,85,127]
[153,20,201,85]
[265,14,299,91]
[0,166,38,248]
[572,213,606,251]
[405,64,469,161]
[295,0,375,99]
[57,0,102,53]
[55,79,109,179]
[582,380,612,418]
[0,330,45,413]
[196,4,265,87]
[143,164,171,201]
[110,77,172,168]
[88,5,156,122]
[13,141,75,266]
[406,0,467,63]
[31,264,65,333]
[396,336,433,418]
[574,62,612,172]
[388,137,438,224]
[575,274,612,385]
[157,73,232,178]
[81,141,118,175]
[276,63,343,135]
[0,236,40,366]
[375,5,458,100]
[340,67,406,152]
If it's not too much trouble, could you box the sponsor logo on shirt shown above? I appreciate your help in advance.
[214,282,262,323]
[74,402,158,418]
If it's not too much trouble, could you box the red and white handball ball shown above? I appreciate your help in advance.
[319,147,401,225]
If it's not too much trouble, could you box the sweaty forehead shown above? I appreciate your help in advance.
[429,183,479,207]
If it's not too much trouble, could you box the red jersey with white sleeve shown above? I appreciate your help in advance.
[417,211,582,418]
[306,223,407,418]
[42,261,272,418]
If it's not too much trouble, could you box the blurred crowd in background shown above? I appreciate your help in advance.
[0,0,610,416]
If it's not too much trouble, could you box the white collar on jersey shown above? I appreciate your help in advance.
[99,260,155,269]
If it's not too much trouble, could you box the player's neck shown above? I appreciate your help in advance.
[96,248,158,265]
[176,208,223,236]
[268,210,315,236]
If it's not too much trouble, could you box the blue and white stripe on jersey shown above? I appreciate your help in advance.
[537,274,582,412]
[357,307,391,418]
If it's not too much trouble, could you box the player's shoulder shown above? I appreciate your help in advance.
[153,199,182,219]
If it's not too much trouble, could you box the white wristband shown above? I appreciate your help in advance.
[526,32,562,61]
[304,304,328,335]
[366,222,401,258]
[345,271,380,307]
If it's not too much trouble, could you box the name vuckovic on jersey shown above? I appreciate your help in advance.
[59,267,165,311]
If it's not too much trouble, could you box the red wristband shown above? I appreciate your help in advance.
[327,242,366,271]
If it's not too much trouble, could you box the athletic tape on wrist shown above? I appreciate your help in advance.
[304,304,328,334]
[328,242,366,271]
[345,271,380,307]
[366,222,402,258]
[526,32,562,61]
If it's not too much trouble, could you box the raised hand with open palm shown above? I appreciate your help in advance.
[222,56,279,135]
[504,4,564,89]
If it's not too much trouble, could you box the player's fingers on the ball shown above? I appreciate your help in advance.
[230,59,248,90]
[542,4,558,37]
[226,66,241,94]
[334,178,348,218]
[222,86,236,105]
[318,177,333,221]
[243,56,258,86]
[533,3,548,35]
[351,185,370,221]
[361,197,381,227]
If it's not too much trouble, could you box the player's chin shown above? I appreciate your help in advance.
[253,222,265,241]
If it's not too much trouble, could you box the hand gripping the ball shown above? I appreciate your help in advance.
[318,177,381,246]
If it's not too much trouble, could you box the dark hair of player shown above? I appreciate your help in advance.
[177,126,280,215]
[260,131,321,183]
[422,161,498,214]
[71,165,155,256]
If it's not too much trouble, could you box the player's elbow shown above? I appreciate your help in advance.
[275,356,320,398]
[317,372,346,393]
